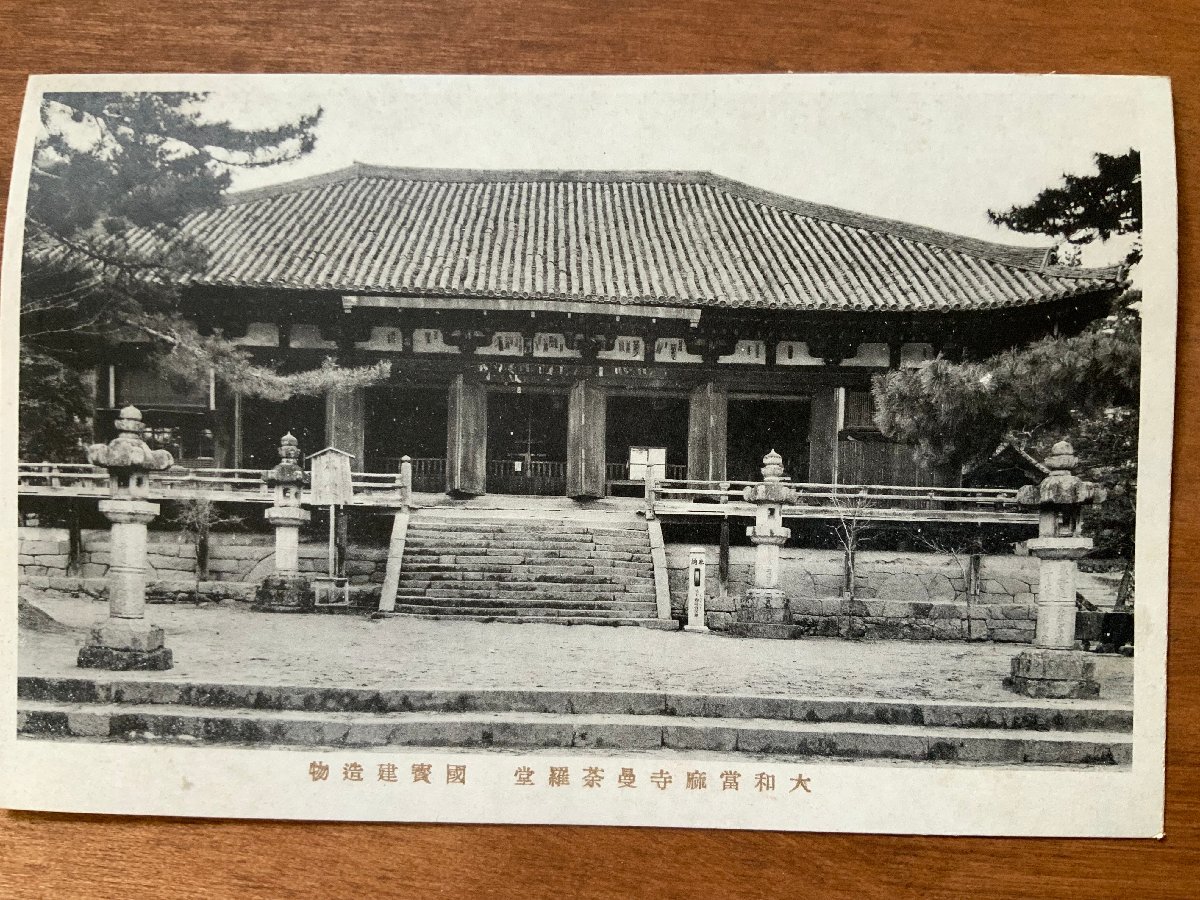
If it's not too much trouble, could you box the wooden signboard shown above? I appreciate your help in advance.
[306,447,354,506]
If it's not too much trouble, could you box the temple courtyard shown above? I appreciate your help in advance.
[20,595,1132,705]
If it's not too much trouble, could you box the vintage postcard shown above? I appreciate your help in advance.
[0,74,1175,835]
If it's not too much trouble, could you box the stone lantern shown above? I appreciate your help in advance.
[1007,439,1108,698]
[741,450,798,616]
[253,433,316,613]
[78,405,175,670]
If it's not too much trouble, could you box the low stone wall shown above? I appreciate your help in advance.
[18,526,387,603]
[665,546,1039,642]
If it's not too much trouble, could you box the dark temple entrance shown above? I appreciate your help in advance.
[365,385,448,491]
[726,396,812,483]
[486,390,569,495]
[240,395,325,470]
[605,394,689,492]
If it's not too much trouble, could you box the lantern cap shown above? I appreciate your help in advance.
[86,405,174,473]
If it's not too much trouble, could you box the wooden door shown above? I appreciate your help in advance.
[807,386,839,484]
[566,379,606,499]
[687,381,728,482]
[446,375,487,495]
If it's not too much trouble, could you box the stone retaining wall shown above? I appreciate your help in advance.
[665,546,1039,642]
[18,526,387,602]
[20,527,1039,642]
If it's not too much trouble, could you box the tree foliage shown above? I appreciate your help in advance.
[18,347,93,461]
[876,148,1142,558]
[21,92,390,460]
[987,149,1142,264]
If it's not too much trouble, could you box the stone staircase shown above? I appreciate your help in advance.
[17,676,1133,766]
[383,509,664,626]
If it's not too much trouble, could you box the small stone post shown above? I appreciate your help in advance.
[254,433,315,613]
[399,455,413,510]
[684,547,709,632]
[741,450,798,618]
[78,406,175,670]
[1007,439,1107,698]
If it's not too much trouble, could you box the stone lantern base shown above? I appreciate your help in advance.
[728,588,807,639]
[1006,648,1099,699]
[253,574,316,613]
[77,621,173,671]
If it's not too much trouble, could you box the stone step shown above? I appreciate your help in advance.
[412,520,647,534]
[403,538,651,553]
[16,677,1136,732]
[408,588,659,603]
[393,580,657,595]
[391,571,654,586]
[390,595,658,613]
[383,613,659,627]
[406,530,648,545]
[16,699,1133,765]
[389,603,655,619]
[403,550,654,565]
[399,562,653,576]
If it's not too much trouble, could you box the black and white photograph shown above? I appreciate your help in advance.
[0,74,1175,834]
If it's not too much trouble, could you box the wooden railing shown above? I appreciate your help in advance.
[605,462,688,483]
[18,461,1038,525]
[646,476,1037,526]
[379,456,445,492]
[486,459,567,478]
[17,461,408,507]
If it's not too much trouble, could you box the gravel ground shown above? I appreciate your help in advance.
[20,596,1133,706]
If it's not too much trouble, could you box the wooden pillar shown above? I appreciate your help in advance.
[687,381,727,482]
[808,385,841,484]
[324,387,366,471]
[446,374,487,496]
[232,392,244,468]
[566,378,606,499]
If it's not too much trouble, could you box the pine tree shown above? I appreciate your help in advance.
[21,92,389,460]
[874,150,1142,558]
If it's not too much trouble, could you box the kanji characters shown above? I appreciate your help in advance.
[548,767,570,787]
[309,761,329,782]
[720,770,741,791]
[789,773,812,794]
[514,766,535,786]
[618,767,637,788]
[582,767,605,788]
[650,769,673,791]
[342,762,364,782]
[411,763,433,784]
[685,770,707,790]
[446,764,467,785]
[377,762,399,783]
[754,772,775,792]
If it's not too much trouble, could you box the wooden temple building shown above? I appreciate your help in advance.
[99,164,1127,498]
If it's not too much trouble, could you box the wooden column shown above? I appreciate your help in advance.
[808,385,840,484]
[566,378,606,499]
[687,381,728,482]
[324,387,366,471]
[446,374,487,496]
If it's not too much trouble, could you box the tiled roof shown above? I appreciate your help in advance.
[162,164,1125,312]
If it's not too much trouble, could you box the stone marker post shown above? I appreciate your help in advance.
[399,455,413,510]
[685,547,709,632]
[78,406,175,670]
[741,450,798,619]
[1007,439,1107,698]
[254,433,315,613]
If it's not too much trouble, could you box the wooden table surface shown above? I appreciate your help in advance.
[0,2,1196,897]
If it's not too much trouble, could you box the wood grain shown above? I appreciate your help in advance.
[1,1,1197,896]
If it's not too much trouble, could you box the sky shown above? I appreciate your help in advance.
[197,75,1145,266]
